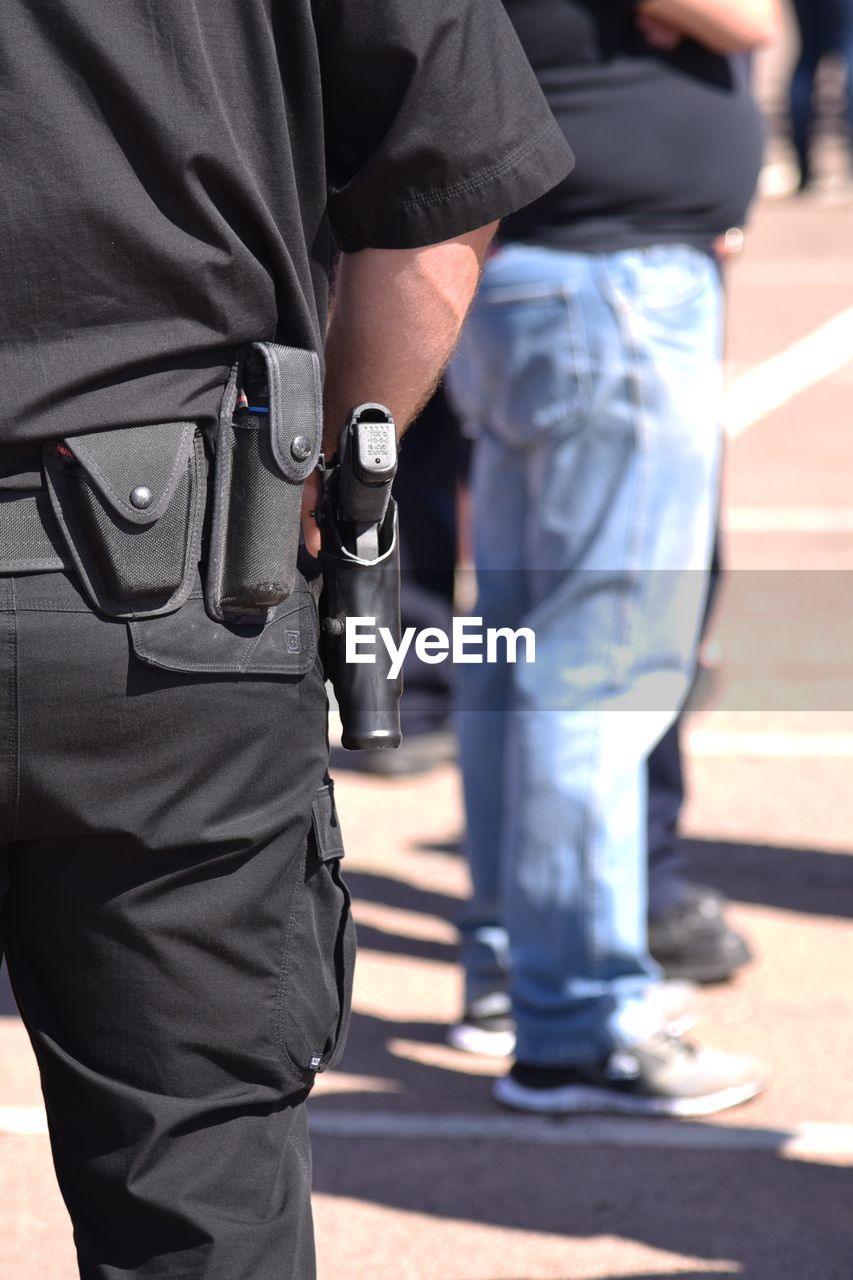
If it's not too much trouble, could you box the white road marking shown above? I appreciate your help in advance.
[735,259,853,289]
[6,1100,852,1163]
[686,731,853,758]
[726,506,853,534]
[0,1106,48,1135]
[723,306,853,439]
[307,1110,853,1163]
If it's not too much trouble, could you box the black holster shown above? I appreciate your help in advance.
[320,499,402,750]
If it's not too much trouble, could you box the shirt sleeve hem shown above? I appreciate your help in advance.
[330,114,574,253]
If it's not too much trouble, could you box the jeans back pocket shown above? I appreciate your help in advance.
[448,279,590,450]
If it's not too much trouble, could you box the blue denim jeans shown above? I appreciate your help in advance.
[447,243,722,1066]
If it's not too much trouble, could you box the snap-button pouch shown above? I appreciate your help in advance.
[130,486,153,510]
[43,422,205,619]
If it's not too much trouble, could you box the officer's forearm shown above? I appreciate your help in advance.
[635,0,777,52]
[321,224,497,457]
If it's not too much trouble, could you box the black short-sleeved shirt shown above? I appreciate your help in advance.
[500,0,764,253]
[0,0,572,445]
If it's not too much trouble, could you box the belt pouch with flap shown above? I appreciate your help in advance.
[43,422,205,619]
[206,342,322,625]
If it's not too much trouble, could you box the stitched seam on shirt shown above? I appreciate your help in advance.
[390,118,558,213]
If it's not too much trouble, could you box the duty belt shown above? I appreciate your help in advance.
[0,343,323,621]
[0,485,72,572]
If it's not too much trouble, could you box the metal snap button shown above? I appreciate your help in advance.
[130,486,153,510]
[291,435,312,463]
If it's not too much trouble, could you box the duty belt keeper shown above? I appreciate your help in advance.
[43,422,206,619]
[205,341,322,624]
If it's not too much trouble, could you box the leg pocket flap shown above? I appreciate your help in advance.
[128,590,318,676]
[311,783,345,862]
[276,782,355,1088]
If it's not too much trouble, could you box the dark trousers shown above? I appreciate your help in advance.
[394,387,471,736]
[0,569,350,1279]
[646,716,687,916]
[790,0,853,174]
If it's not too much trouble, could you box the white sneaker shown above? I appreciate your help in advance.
[448,980,699,1058]
[495,1031,764,1118]
[447,992,516,1058]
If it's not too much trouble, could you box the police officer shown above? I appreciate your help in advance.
[0,3,572,1277]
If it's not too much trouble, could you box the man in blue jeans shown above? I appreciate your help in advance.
[446,0,776,1115]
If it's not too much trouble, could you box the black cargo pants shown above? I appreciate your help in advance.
[0,568,354,1279]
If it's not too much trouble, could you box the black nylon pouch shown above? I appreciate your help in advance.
[43,422,205,619]
[206,342,322,624]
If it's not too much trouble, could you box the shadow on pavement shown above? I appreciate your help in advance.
[410,835,461,856]
[410,834,853,921]
[345,869,460,925]
[345,869,459,965]
[312,828,853,1278]
[346,836,853,979]
[312,1111,850,1278]
[681,837,853,920]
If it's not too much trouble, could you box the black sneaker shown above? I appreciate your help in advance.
[495,1033,764,1118]
[649,883,752,984]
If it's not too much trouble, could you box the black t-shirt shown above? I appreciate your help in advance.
[0,0,572,446]
[501,0,764,252]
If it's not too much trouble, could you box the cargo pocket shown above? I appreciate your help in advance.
[275,782,356,1090]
